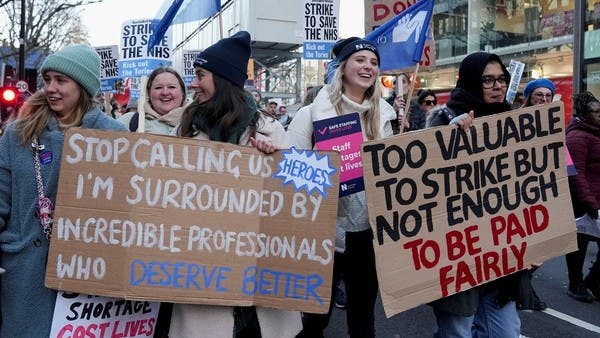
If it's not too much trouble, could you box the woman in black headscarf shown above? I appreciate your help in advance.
[426,52,529,338]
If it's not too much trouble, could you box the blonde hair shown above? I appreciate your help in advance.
[328,59,382,140]
[15,85,94,145]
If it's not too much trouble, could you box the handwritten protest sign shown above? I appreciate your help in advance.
[361,102,577,317]
[45,129,340,314]
[50,292,159,338]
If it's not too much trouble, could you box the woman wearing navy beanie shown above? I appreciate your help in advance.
[169,31,299,337]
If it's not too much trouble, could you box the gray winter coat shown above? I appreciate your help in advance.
[0,107,127,337]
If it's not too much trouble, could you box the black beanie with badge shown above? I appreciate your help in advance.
[193,31,251,88]
[332,37,380,64]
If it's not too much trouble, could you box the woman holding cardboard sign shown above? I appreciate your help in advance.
[0,44,126,337]
[425,51,527,338]
[169,31,299,338]
[287,37,396,338]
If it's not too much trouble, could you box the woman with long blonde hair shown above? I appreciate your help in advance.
[288,37,395,338]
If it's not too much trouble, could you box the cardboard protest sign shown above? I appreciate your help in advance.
[361,102,578,317]
[313,113,364,196]
[45,129,340,314]
[50,292,159,338]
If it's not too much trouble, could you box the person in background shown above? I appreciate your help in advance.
[426,51,529,338]
[0,44,127,337]
[522,78,555,107]
[386,73,425,135]
[288,36,396,338]
[118,66,186,133]
[109,98,123,118]
[564,91,600,303]
[517,77,557,311]
[125,98,138,113]
[277,104,291,129]
[417,89,438,120]
[247,86,263,108]
[267,100,278,116]
[169,31,301,338]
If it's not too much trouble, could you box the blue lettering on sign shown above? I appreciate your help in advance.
[241,266,324,305]
[130,260,230,291]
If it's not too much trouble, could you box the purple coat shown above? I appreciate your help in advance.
[566,117,600,214]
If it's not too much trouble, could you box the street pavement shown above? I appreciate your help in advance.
[325,244,600,337]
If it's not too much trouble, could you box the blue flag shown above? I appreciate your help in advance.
[147,0,184,53]
[148,0,221,53]
[365,0,434,72]
[173,0,221,25]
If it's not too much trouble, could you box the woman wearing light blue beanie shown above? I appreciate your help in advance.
[0,44,127,337]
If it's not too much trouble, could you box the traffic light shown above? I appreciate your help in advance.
[0,87,17,105]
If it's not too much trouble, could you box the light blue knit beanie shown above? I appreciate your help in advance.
[40,44,101,97]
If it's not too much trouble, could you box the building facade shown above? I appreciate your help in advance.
[166,0,600,120]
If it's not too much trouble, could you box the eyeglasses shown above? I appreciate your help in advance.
[532,92,553,99]
[424,100,437,106]
[482,76,507,89]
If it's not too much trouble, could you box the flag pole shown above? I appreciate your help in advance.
[398,63,420,134]
[137,76,148,133]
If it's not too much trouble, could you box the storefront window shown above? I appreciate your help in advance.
[582,1,600,96]
[426,0,575,109]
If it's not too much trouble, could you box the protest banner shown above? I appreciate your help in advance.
[50,292,159,338]
[303,0,340,60]
[119,19,172,79]
[364,0,436,71]
[95,45,121,93]
[182,49,202,86]
[45,129,340,314]
[361,102,578,317]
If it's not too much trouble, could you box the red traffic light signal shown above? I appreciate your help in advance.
[0,87,17,105]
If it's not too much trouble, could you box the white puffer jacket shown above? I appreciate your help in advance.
[287,85,396,251]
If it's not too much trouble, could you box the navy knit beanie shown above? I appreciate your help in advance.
[523,78,555,99]
[40,44,101,97]
[194,31,251,88]
[332,37,380,64]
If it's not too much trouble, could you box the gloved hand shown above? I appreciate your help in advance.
[449,111,475,131]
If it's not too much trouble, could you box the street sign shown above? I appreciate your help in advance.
[15,80,28,93]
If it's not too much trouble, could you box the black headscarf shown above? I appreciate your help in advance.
[446,52,512,117]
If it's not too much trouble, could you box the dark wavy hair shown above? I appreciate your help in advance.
[573,91,600,118]
[178,75,258,141]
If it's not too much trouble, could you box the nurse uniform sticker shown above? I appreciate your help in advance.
[275,147,337,197]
